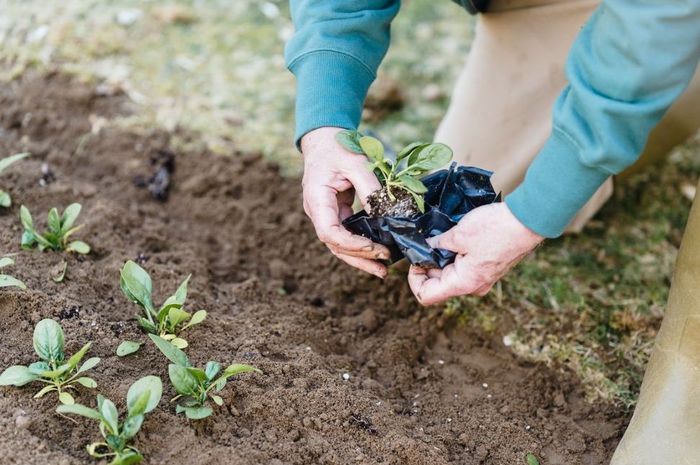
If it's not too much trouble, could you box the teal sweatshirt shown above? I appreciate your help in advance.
[285,1,700,238]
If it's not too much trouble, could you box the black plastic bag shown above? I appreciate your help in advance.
[342,163,500,269]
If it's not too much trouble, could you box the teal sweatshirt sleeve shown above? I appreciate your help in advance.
[285,0,400,146]
[506,1,700,238]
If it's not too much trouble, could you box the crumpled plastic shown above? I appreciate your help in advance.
[342,163,500,269]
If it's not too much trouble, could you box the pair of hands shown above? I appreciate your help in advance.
[301,127,544,306]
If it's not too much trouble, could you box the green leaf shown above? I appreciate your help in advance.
[334,130,364,154]
[60,203,82,233]
[0,191,10,208]
[0,257,13,268]
[0,152,30,174]
[122,414,144,439]
[100,398,119,434]
[56,403,102,420]
[21,230,36,249]
[78,357,101,374]
[33,319,65,362]
[204,361,221,380]
[223,363,261,378]
[178,405,213,420]
[28,361,50,374]
[398,175,428,195]
[408,143,453,172]
[214,378,227,392]
[33,384,58,398]
[161,274,190,309]
[169,364,199,396]
[167,307,191,328]
[0,274,26,289]
[20,205,34,231]
[65,342,92,371]
[67,241,90,255]
[120,261,154,313]
[186,367,208,383]
[358,136,385,163]
[127,375,162,415]
[525,453,541,465]
[149,334,190,367]
[39,362,72,379]
[211,394,224,406]
[182,309,206,330]
[51,260,67,283]
[74,377,97,388]
[112,450,143,465]
[408,190,426,213]
[171,337,188,349]
[59,391,75,405]
[116,341,142,357]
[0,365,38,386]
[396,142,428,162]
[136,316,157,334]
[47,208,61,235]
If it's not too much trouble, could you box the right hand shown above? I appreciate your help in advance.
[300,126,390,279]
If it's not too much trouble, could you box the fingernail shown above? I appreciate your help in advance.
[362,245,375,251]
[378,252,389,260]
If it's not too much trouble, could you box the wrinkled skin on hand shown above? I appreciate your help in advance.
[408,202,544,305]
[300,127,391,279]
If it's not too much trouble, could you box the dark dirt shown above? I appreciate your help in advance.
[0,72,627,465]
[367,187,420,218]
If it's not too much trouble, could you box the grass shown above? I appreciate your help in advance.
[1,0,698,407]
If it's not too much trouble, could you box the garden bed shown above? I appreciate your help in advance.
[0,72,626,465]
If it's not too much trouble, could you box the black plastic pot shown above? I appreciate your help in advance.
[342,163,500,269]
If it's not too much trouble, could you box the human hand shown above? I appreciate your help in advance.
[408,202,544,305]
[300,127,391,279]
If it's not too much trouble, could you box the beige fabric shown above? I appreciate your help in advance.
[609,179,700,465]
[436,0,700,232]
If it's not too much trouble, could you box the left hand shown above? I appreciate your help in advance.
[408,202,544,306]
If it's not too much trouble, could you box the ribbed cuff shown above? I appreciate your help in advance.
[288,50,375,149]
[506,128,611,238]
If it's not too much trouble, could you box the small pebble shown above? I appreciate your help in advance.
[482,383,489,389]
[342,373,350,380]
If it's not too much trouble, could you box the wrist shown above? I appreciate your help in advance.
[300,126,346,156]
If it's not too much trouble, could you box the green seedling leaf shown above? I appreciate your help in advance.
[335,130,364,154]
[75,377,97,388]
[65,342,91,371]
[149,334,190,367]
[409,191,426,213]
[204,361,221,380]
[0,365,38,386]
[127,375,162,415]
[223,363,262,377]
[47,208,61,235]
[358,136,385,163]
[113,450,143,465]
[117,341,142,357]
[33,384,58,398]
[0,257,14,268]
[169,364,199,395]
[100,397,119,433]
[186,367,208,383]
[167,307,191,328]
[161,274,190,309]
[67,240,90,255]
[182,309,206,330]
[211,394,224,406]
[78,357,101,374]
[525,453,541,465]
[20,205,34,231]
[121,414,144,439]
[0,191,10,208]
[33,319,65,363]
[120,261,154,313]
[51,260,67,283]
[171,337,188,349]
[409,143,453,172]
[0,152,30,174]
[56,403,102,420]
[59,391,75,405]
[397,175,428,194]
[28,361,50,374]
[0,274,27,289]
[60,203,82,233]
[137,316,157,334]
[396,142,428,162]
[178,405,213,420]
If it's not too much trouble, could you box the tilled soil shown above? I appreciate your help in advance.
[0,72,626,465]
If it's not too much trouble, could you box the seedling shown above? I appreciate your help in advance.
[20,203,91,254]
[149,334,260,420]
[0,319,100,404]
[0,152,30,208]
[336,130,452,215]
[0,255,26,289]
[57,375,162,465]
[120,260,207,349]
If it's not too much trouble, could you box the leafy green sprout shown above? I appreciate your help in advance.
[0,255,26,289]
[120,260,207,349]
[20,203,91,254]
[0,152,30,208]
[0,319,100,405]
[335,130,453,212]
[149,334,260,420]
[56,375,163,465]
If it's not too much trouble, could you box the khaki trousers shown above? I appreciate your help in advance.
[435,0,700,232]
[434,1,700,463]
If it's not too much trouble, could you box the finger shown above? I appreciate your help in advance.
[327,243,390,260]
[305,183,376,251]
[330,248,387,279]
[345,168,382,208]
[426,229,462,253]
[408,264,468,306]
[337,189,356,221]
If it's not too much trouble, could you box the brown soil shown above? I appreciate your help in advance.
[368,187,420,218]
[0,72,627,465]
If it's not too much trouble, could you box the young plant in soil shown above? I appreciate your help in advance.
[20,203,91,254]
[0,255,26,289]
[0,152,30,208]
[120,260,207,349]
[335,130,452,217]
[0,319,100,404]
[149,334,260,420]
[56,375,162,465]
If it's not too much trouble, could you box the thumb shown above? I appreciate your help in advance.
[426,226,461,252]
